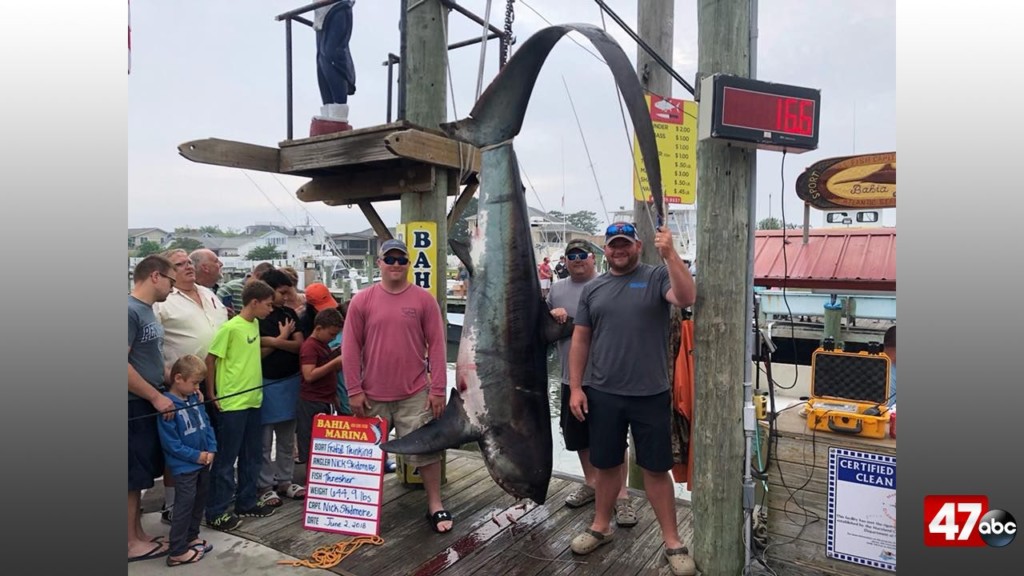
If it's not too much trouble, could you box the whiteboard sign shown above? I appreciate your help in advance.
[303,415,387,536]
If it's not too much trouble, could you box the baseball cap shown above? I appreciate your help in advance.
[564,239,592,254]
[304,283,339,312]
[605,221,639,244]
[378,238,409,257]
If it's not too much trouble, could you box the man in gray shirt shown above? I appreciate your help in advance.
[129,254,176,562]
[566,222,697,576]
[547,239,634,527]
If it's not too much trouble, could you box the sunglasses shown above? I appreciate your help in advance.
[605,222,638,237]
[381,255,409,266]
[566,252,589,261]
[158,272,177,287]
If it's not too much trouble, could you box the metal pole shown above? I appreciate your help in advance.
[286,18,294,140]
[475,0,494,101]
[743,4,759,571]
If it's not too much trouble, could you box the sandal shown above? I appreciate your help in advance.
[614,498,638,527]
[664,546,697,576]
[570,528,614,555]
[167,547,205,567]
[565,484,596,508]
[280,483,307,500]
[258,490,283,508]
[190,539,213,553]
[426,509,454,533]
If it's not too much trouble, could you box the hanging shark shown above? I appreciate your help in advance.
[381,23,665,505]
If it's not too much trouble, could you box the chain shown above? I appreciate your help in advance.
[500,0,515,68]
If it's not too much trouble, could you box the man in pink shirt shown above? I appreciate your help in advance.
[342,238,451,533]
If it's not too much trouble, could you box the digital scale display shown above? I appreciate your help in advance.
[698,74,821,153]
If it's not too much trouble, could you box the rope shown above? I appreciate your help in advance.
[277,535,384,569]
[475,0,494,101]
[560,75,611,225]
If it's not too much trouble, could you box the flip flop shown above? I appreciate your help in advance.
[190,539,213,553]
[426,509,454,533]
[166,547,205,567]
[150,535,168,543]
[128,541,169,563]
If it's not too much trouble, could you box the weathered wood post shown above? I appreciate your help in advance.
[691,1,752,574]
[399,0,452,314]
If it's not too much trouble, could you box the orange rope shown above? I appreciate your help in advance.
[277,535,385,569]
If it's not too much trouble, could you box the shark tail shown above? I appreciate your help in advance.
[381,389,482,455]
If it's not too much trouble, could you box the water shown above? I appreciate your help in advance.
[443,342,693,501]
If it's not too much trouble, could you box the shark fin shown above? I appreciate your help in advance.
[449,239,474,277]
[381,389,481,455]
[541,303,575,344]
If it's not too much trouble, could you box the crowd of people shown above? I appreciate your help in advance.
[130,224,700,575]
[128,238,449,565]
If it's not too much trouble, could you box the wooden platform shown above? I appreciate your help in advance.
[178,121,481,205]
[232,450,693,576]
[761,408,896,576]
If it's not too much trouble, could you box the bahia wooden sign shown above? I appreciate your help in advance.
[796,152,895,210]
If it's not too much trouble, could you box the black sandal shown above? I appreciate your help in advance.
[426,509,454,533]
[167,548,205,567]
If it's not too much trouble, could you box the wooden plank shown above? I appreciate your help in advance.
[385,129,482,174]
[296,164,435,204]
[765,536,891,576]
[767,459,830,495]
[426,481,580,576]
[279,121,413,148]
[359,202,394,240]
[767,511,827,546]
[177,138,280,172]
[767,484,828,518]
[279,131,400,173]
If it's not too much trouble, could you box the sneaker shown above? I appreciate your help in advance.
[207,512,243,531]
[236,503,276,518]
[565,484,596,508]
[160,505,173,525]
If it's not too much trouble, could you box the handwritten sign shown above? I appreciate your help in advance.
[303,415,388,537]
[827,447,897,571]
[632,94,699,205]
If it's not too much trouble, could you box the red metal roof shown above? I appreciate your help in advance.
[753,227,895,292]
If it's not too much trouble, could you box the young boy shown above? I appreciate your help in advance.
[204,280,277,531]
[296,308,345,464]
[157,355,217,567]
[255,269,306,508]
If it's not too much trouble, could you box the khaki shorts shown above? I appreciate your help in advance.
[368,387,442,467]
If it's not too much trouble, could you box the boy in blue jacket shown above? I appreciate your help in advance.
[158,354,217,566]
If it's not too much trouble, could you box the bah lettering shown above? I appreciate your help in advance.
[412,230,433,290]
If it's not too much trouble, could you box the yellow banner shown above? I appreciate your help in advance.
[632,94,698,205]
[395,222,438,298]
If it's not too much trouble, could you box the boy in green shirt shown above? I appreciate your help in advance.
[204,280,277,531]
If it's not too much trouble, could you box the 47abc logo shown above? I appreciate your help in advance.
[924,495,1016,547]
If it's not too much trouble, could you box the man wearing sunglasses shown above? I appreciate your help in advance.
[566,222,697,576]
[548,239,636,526]
[341,238,452,533]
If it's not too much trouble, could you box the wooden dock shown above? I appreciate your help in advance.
[228,450,693,575]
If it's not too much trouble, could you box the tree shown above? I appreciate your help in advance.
[168,237,204,252]
[136,240,163,257]
[547,210,602,234]
[247,245,283,260]
[757,217,799,230]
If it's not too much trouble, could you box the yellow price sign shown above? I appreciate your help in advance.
[632,94,698,205]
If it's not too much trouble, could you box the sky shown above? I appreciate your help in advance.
[128,0,896,235]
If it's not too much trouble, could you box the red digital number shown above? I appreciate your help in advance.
[923,495,988,547]
[775,98,814,136]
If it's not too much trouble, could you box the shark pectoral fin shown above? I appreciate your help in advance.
[541,307,575,344]
[380,389,481,455]
[449,239,475,277]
